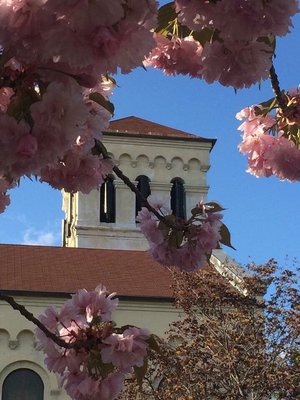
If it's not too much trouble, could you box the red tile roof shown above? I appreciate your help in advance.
[107,116,215,145]
[0,244,173,298]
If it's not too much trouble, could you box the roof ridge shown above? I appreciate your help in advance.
[106,116,206,140]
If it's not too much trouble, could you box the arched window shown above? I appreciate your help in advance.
[2,368,44,400]
[100,175,115,223]
[135,175,151,217]
[171,178,186,220]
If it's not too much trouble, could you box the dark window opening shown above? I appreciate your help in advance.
[100,176,115,223]
[135,175,151,217]
[171,178,186,220]
[2,368,44,400]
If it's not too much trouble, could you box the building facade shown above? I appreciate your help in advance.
[0,116,225,399]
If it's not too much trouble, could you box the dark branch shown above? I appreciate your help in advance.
[0,292,74,348]
[0,292,99,350]
[269,64,287,112]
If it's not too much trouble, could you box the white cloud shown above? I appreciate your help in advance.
[22,228,60,246]
[3,212,29,225]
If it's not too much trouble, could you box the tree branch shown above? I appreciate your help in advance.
[0,292,99,351]
[269,63,287,112]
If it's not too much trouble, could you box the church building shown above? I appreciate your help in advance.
[0,117,241,399]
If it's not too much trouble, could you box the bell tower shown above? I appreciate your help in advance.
[62,116,215,250]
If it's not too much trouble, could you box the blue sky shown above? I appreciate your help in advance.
[0,10,299,268]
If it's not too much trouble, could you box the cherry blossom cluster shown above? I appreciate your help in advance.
[144,33,203,78]
[36,285,150,400]
[137,195,226,272]
[146,0,298,88]
[0,0,159,212]
[237,87,300,181]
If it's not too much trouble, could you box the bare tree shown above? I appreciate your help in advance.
[122,260,299,399]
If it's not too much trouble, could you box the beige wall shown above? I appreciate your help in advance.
[0,295,178,400]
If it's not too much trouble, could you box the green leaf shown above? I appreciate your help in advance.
[134,357,148,389]
[156,2,177,33]
[258,96,277,114]
[219,223,236,250]
[191,206,202,216]
[89,92,114,115]
[192,27,216,46]
[7,90,40,123]
[205,202,226,213]
[191,202,225,216]
[168,230,184,248]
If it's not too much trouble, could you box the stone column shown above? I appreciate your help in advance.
[76,190,100,226]
[149,182,173,209]
[114,180,136,227]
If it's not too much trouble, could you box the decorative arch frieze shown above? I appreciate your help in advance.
[188,157,201,171]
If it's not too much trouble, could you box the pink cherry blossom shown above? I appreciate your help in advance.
[101,327,149,370]
[0,75,113,206]
[16,133,38,158]
[237,103,300,180]
[175,0,298,40]
[238,106,277,177]
[137,194,170,245]
[36,285,150,400]
[45,0,125,33]
[38,305,59,330]
[62,371,124,400]
[0,114,31,177]
[212,1,265,41]
[65,284,119,323]
[145,33,203,78]
[147,193,171,214]
[211,0,298,41]
[149,214,222,272]
[239,133,276,178]
[97,373,124,400]
[137,196,223,272]
[0,0,158,86]
[261,0,299,37]
[265,136,300,182]
[30,80,88,165]
[175,0,214,31]
[237,106,276,137]
[201,40,273,89]
[40,152,114,194]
